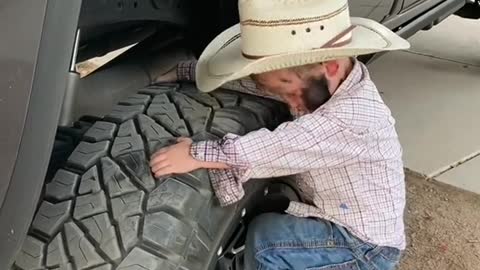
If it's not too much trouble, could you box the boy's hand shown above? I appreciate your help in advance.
[149,138,201,177]
[154,65,178,83]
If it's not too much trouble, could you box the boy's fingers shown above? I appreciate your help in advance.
[153,167,170,177]
[150,154,161,163]
[150,154,168,166]
[150,154,164,163]
[152,161,170,172]
[154,166,173,177]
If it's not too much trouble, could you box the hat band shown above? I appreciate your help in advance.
[242,25,356,60]
[241,4,348,27]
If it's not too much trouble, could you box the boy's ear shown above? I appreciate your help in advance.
[323,60,340,80]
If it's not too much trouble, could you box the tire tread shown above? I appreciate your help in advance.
[14,84,289,270]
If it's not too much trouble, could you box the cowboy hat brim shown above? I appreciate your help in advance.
[196,17,410,92]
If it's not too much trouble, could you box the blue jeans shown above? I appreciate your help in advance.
[245,213,402,270]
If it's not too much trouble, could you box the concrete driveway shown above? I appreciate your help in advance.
[368,15,480,194]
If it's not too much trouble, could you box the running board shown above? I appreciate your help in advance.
[394,0,466,39]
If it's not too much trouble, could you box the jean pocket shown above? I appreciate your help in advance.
[306,260,360,270]
[367,247,401,270]
[378,247,401,263]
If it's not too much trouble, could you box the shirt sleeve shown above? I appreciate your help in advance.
[190,140,247,206]
[190,111,363,205]
[177,60,197,81]
[205,168,247,206]
[176,60,283,102]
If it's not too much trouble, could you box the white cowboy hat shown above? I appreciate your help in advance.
[195,0,410,92]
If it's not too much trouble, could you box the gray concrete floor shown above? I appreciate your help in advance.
[368,16,480,194]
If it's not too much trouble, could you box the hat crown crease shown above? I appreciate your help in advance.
[239,0,352,57]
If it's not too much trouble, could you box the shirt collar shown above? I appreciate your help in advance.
[330,58,364,98]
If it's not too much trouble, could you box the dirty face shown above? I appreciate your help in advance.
[252,69,307,115]
[252,67,331,116]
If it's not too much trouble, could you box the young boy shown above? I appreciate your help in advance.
[150,0,410,269]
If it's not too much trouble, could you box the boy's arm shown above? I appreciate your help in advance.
[188,112,359,205]
[177,60,283,102]
[191,112,354,177]
[150,112,357,206]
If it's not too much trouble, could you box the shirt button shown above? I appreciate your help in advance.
[225,195,231,201]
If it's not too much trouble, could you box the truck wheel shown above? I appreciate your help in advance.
[12,84,291,270]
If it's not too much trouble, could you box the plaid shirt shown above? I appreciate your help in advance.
[177,60,406,250]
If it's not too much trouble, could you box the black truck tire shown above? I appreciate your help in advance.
[12,84,290,270]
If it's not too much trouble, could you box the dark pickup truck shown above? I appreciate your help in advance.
[0,0,475,269]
